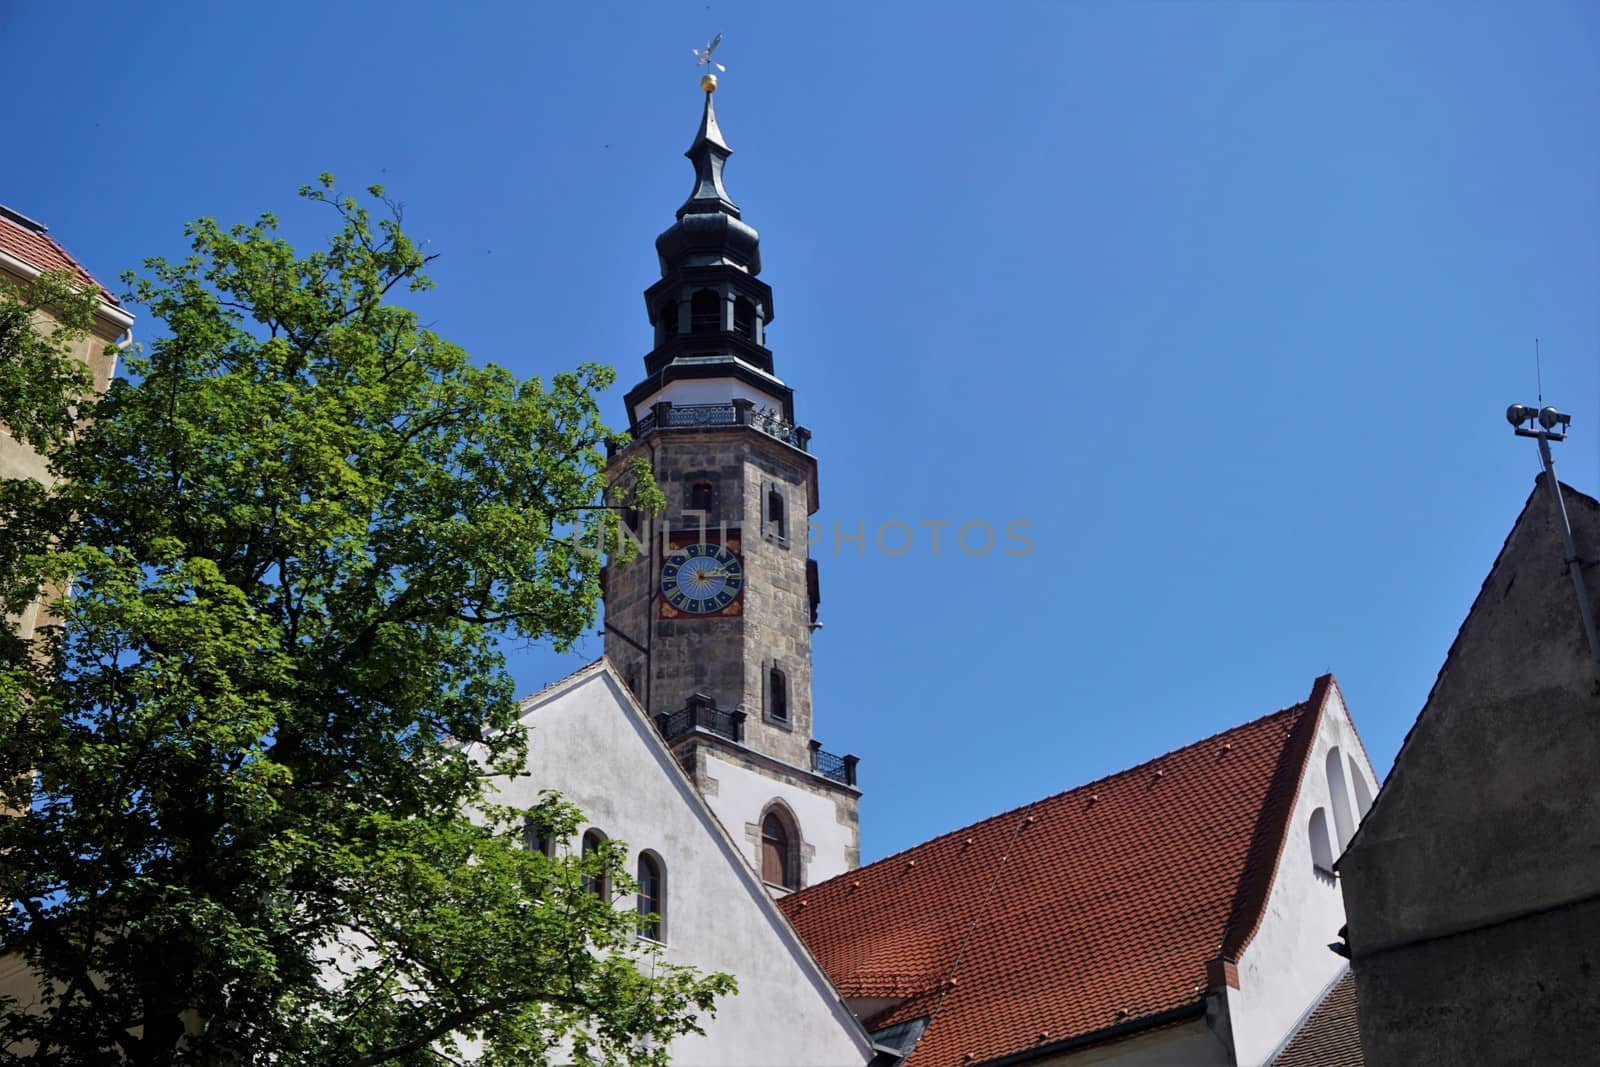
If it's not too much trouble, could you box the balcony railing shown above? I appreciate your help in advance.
[655,693,745,745]
[618,400,811,456]
[810,740,860,787]
[653,695,860,789]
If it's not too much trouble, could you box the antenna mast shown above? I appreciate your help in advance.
[1505,402,1600,677]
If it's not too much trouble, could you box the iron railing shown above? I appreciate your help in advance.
[811,743,859,787]
[619,401,811,455]
[653,695,860,789]
[655,694,746,745]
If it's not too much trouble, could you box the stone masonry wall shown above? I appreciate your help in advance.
[604,428,819,770]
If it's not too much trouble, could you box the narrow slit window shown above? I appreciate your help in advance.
[768,666,788,723]
[1325,748,1356,850]
[766,484,787,541]
[1309,808,1335,873]
[1349,756,1375,818]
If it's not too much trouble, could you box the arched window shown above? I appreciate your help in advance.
[637,852,665,942]
[656,299,677,344]
[1325,748,1356,850]
[1349,756,1375,818]
[761,810,797,889]
[581,829,608,898]
[690,481,714,513]
[764,483,787,541]
[1309,808,1335,873]
[733,295,756,339]
[522,815,555,858]
[690,289,721,333]
[767,666,789,724]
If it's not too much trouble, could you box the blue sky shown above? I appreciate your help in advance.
[6,2,1597,863]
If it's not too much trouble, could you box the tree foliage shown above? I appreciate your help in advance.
[0,180,711,1065]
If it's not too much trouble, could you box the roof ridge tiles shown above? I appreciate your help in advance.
[792,694,1314,896]
[1217,675,1334,962]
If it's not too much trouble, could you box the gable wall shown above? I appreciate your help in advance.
[1340,481,1600,956]
[1228,686,1377,1067]
[1338,481,1600,1065]
[506,669,872,1066]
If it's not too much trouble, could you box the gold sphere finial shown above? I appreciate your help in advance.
[693,33,725,94]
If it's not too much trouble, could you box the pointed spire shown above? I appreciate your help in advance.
[655,77,762,274]
[694,85,731,152]
[679,88,740,220]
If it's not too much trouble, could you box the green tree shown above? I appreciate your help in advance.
[0,180,715,1065]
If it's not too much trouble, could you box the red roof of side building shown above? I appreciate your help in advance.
[780,675,1336,1067]
[1270,970,1363,1067]
[0,204,121,306]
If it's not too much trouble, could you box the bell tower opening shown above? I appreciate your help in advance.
[690,289,721,333]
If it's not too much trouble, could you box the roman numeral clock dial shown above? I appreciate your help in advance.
[660,542,745,616]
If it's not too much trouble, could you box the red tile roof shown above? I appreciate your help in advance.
[781,676,1336,1067]
[0,204,121,306]
[1271,971,1363,1067]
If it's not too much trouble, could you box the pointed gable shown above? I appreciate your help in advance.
[782,680,1338,1067]
[1341,476,1600,956]
[508,659,875,1066]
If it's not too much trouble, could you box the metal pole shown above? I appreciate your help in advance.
[1535,435,1600,677]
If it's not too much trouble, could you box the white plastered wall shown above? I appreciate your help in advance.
[632,378,785,423]
[1226,684,1379,1066]
[500,666,873,1066]
[699,751,856,890]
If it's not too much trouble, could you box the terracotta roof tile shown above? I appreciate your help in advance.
[0,204,120,305]
[782,678,1335,1067]
[1271,971,1363,1067]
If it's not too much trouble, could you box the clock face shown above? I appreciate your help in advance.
[660,542,745,615]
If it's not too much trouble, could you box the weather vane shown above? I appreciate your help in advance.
[693,32,726,92]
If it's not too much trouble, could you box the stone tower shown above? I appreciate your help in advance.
[603,77,860,889]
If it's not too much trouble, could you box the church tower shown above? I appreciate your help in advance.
[603,71,860,889]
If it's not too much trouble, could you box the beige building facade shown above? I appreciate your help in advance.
[0,203,133,640]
